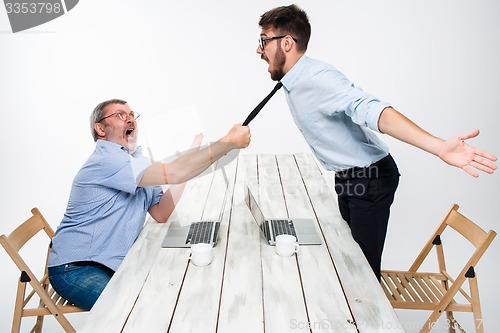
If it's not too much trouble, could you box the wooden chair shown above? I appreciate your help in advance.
[1,208,86,333]
[381,204,496,333]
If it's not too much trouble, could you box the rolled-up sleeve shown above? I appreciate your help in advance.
[317,69,391,133]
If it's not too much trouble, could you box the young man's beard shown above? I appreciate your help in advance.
[270,46,286,81]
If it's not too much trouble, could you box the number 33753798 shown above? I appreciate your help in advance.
[5,2,62,14]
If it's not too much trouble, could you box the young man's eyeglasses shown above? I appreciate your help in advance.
[258,35,298,50]
[98,111,140,123]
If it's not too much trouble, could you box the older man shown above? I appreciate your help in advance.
[48,99,250,310]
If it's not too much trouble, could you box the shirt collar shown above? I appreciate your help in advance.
[96,139,143,157]
[280,55,309,92]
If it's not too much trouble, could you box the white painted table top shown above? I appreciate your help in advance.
[79,153,404,333]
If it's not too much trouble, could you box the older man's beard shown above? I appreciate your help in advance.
[270,45,286,81]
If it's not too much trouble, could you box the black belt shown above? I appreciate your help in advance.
[335,154,392,179]
[72,261,107,269]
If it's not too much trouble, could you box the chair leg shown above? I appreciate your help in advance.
[11,280,27,333]
[469,276,484,333]
[454,321,466,333]
[421,308,445,333]
[11,313,22,333]
[419,321,434,333]
[42,302,77,333]
[32,314,44,333]
[31,282,49,333]
[55,317,76,333]
[446,311,456,333]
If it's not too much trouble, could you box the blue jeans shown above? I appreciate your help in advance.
[48,262,115,311]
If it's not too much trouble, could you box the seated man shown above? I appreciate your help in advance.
[47,98,250,310]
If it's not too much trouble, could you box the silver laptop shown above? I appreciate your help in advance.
[161,167,229,248]
[244,183,322,246]
[161,219,221,248]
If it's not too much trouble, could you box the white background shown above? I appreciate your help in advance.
[1,1,499,332]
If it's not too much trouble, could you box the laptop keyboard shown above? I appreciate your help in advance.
[270,219,297,239]
[186,221,219,245]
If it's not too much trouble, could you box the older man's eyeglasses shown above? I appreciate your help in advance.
[258,35,297,50]
[98,111,140,123]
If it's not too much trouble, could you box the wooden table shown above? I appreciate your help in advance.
[79,154,404,333]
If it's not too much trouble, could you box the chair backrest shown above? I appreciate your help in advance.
[446,207,491,248]
[409,204,496,273]
[1,208,53,275]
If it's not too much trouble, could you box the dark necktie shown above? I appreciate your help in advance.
[242,82,283,126]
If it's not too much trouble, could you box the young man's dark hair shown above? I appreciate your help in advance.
[258,4,311,52]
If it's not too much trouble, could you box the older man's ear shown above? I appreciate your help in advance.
[94,123,105,138]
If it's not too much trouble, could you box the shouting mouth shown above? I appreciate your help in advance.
[125,127,136,141]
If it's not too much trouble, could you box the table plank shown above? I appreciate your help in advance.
[217,154,265,332]
[121,248,187,333]
[294,153,404,333]
[276,154,357,333]
[167,161,238,333]
[257,154,310,333]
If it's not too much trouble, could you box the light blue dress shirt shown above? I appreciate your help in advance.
[280,55,391,172]
[48,140,163,271]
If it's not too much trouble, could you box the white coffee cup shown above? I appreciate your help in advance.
[187,243,213,266]
[275,234,299,257]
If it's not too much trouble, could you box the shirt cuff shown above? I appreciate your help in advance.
[367,101,391,133]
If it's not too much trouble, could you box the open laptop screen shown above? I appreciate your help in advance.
[244,184,266,229]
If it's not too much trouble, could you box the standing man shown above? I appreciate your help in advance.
[48,99,251,310]
[256,4,496,279]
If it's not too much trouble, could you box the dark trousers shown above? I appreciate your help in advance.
[334,154,400,280]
